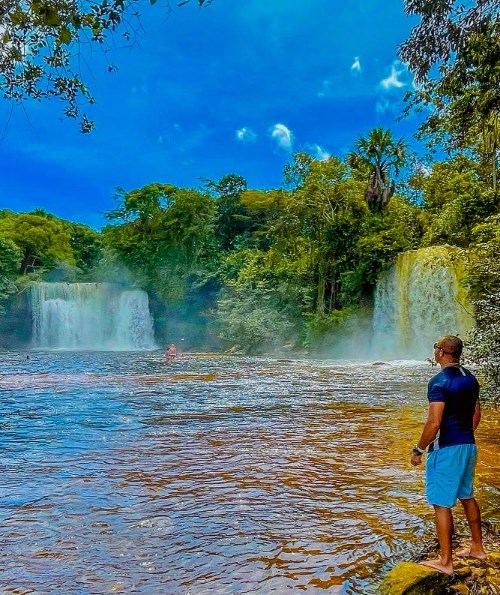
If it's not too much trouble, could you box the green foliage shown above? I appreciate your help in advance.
[411,158,497,247]
[401,4,499,191]
[204,174,251,250]
[0,237,21,278]
[400,2,500,357]
[0,212,75,274]
[304,309,353,345]
[399,0,498,84]
[104,183,219,302]
[270,157,369,314]
[338,197,426,305]
[216,286,298,354]
[68,223,104,272]
[465,215,500,402]
[465,214,500,301]
[43,261,83,282]
[0,238,22,313]
[212,152,425,352]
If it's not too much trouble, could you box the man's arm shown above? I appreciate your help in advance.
[411,402,445,466]
[473,400,481,431]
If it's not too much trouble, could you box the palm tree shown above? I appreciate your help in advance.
[347,128,408,211]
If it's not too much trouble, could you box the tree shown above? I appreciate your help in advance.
[69,223,104,271]
[0,238,22,313]
[104,182,218,300]
[409,157,497,247]
[23,208,104,272]
[203,174,251,250]
[400,3,499,192]
[0,0,211,131]
[216,284,297,354]
[347,128,408,211]
[399,0,498,84]
[465,214,500,402]
[261,156,368,315]
[341,196,426,305]
[0,211,75,273]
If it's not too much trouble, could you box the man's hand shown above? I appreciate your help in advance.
[411,453,423,466]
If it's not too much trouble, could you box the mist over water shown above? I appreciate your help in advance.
[1,352,498,594]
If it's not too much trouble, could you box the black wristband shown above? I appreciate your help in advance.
[412,446,425,456]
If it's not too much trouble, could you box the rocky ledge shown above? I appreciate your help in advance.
[380,522,499,594]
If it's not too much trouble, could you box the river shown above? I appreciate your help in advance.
[1,352,498,594]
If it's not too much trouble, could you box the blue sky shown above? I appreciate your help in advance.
[0,0,420,228]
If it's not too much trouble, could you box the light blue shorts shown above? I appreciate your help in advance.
[426,444,477,508]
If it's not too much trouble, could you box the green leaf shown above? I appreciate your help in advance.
[59,26,72,45]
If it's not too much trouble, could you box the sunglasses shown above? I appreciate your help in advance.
[433,343,455,355]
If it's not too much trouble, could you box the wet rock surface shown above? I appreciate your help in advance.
[381,522,499,594]
[379,562,452,594]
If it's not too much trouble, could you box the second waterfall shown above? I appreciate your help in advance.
[373,246,475,358]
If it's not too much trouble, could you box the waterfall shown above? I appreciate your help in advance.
[373,246,474,358]
[31,283,156,350]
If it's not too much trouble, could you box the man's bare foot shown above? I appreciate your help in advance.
[420,559,454,576]
[456,547,487,560]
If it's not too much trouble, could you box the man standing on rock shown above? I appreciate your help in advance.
[411,335,487,575]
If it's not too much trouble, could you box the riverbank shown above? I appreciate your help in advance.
[383,522,500,594]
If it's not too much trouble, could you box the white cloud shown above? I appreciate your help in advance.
[351,56,361,74]
[308,144,331,161]
[270,123,293,152]
[236,127,257,143]
[380,60,406,90]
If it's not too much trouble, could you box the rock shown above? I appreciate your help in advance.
[470,566,487,580]
[224,345,241,354]
[486,567,500,589]
[454,565,472,579]
[488,551,500,569]
[379,562,452,595]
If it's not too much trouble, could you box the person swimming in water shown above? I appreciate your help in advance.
[164,343,178,363]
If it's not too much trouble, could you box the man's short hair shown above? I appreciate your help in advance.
[436,335,463,359]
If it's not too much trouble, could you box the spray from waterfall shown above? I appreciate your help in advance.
[31,283,157,350]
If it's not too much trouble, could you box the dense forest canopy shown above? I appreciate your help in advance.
[1,126,498,392]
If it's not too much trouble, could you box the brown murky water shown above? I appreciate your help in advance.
[0,352,498,594]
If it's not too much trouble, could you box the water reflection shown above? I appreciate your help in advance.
[0,352,497,593]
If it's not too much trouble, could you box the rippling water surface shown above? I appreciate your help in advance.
[1,352,498,594]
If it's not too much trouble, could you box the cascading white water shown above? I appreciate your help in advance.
[373,246,475,358]
[31,283,156,350]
